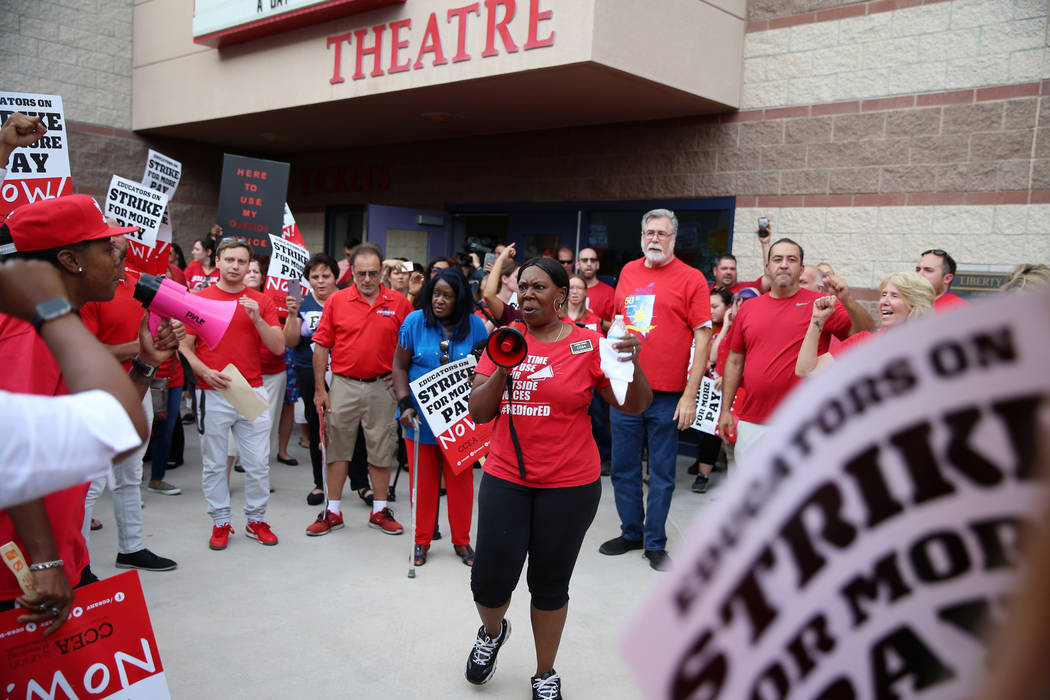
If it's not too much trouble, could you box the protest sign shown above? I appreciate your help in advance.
[216,154,290,256]
[410,356,491,474]
[622,291,1050,699]
[0,92,72,224]
[265,233,310,317]
[691,375,722,435]
[1,570,170,699]
[125,150,182,276]
[105,175,168,249]
[282,203,306,246]
[142,150,181,195]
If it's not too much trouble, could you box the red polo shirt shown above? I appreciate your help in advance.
[312,285,413,378]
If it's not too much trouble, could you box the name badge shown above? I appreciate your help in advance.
[570,339,593,355]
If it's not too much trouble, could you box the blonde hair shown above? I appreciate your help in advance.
[565,274,589,321]
[880,271,935,320]
[1001,263,1050,292]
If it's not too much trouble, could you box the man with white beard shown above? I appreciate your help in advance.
[598,209,712,571]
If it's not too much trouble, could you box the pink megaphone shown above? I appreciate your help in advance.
[133,274,237,349]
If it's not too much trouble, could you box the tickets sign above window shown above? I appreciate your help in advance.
[193,0,407,48]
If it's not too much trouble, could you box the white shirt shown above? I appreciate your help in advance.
[0,389,141,509]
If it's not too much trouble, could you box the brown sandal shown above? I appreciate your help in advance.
[454,544,475,567]
[414,544,429,566]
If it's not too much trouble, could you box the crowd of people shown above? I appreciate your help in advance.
[3,110,1049,700]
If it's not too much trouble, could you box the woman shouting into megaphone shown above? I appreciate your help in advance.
[463,257,651,700]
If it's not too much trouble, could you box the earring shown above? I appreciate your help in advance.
[77,266,83,273]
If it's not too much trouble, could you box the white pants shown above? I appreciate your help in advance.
[227,371,285,460]
[84,393,153,554]
[734,420,770,462]
[200,389,271,525]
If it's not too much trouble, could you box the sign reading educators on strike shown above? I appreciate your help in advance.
[622,291,1050,699]
[0,92,72,224]
[105,175,168,249]
[410,356,491,474]
[126,150,183,276]
[216,154,290,256]
[0,570,170,699]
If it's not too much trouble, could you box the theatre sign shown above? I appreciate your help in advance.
[136,0,745,151]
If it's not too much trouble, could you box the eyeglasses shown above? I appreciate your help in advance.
[643,230,672,240]
[354,270,381,278]
[440,339,449,365]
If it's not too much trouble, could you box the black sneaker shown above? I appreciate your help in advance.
[599,536,643,556]
[465,619,511,685]
[691,474,709,493]
[644,549,672,572]
[687,460,699,475]
[532,670,563,700]
[115,549,177,572]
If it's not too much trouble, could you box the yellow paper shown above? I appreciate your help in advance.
[216,363,269,421]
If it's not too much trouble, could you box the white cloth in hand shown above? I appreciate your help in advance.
[599,337,634,406]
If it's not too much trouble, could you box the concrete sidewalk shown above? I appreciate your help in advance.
[86,427,724,699]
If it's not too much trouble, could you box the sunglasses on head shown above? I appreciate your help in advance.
[440,339,449,365]
[922,249,947,257]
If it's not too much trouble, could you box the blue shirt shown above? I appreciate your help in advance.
[291,294,324,369]
[397,310,488,445]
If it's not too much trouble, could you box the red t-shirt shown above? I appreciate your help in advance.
[258,286,288,375]
[614,257,711,393]
[730,288,851,423]
[0,314,88,600]
[715,321,746,412]
[80,271,145,373]
[476,325,610,488]
[184,261,219,292]
[562,309,603,333]
[312,285,413,378]
[935,292,969,311]
[189,285,279,389]
[585,280,615,322]
[730,277,765,294]
[167,264,187,288]
[829,329,876,358]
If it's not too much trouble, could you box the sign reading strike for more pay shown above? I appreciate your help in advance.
[268,234,310,281]
[410,356,491,474]
[105,175,168,249]
[691,375,722,436]
[1,570,170,699]
[126,150,182,276]
[142,150,182,196]
[0,92,72,224]
[623,291,1050,699]
[216,154,290,257]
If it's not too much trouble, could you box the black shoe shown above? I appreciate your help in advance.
[599,536,643,556]
[691,474,709,493]
[643,549,672,572]
[182,413,195,424]
[532,670,563,700]
[306,490,325,506]
[466,619,511,685]
[433,527,443,541]
[276,455,298,466]
[234,464,245,473]
[115,549,177,572]
[687,460,699,475]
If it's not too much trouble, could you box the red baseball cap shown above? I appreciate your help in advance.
[0,195,140,255]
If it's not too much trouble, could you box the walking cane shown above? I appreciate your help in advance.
[407,418,421,579]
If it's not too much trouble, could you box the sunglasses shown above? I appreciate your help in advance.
[558,259,573,265]
[921,249,947,257]
[440,339,450,365]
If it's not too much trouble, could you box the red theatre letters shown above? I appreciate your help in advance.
[327,0,555,84]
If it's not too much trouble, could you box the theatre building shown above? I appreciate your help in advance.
[4,0,1048,290]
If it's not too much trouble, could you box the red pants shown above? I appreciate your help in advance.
[405,439,474,546]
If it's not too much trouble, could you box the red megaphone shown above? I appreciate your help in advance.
[486,321,528,368]
[133,274,237,350]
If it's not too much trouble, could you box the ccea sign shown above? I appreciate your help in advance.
[326,0,555,84]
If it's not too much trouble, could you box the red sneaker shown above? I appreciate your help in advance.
[305,509,344,537]
[209,523,234,550]
[368,507,404,535]
[245,520,279,546]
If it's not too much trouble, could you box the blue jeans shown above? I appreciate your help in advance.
[150,386,184,482]
[609,391,680,551]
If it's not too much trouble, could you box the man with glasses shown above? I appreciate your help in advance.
[576,247,615,324]
[307,242,413,536]
[179,237,286,550]
[916,249,969,311]
[599,209,712,571]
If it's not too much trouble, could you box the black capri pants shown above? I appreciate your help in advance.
[471,472,601,612]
